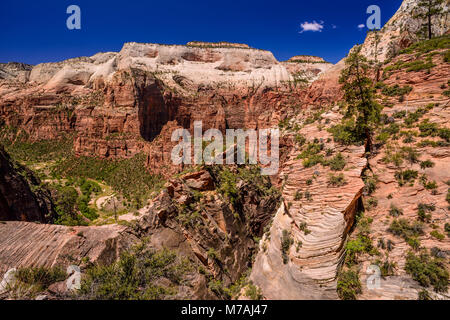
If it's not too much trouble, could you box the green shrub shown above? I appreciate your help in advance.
[337,270,361,300]
[417,203,435,222]
[345,234,375,267]
[328,119,364,145]
[15,267,66,293]
[381,84,413,97]
[328,173,347,187]
[328,152,346,171]
[297,142,325,168]
[389,204,403,217]
[420,160,435,169]
[281,230,293,264]
[0,132,74,163]
[418,289,432,300]
[244,283,263,300]
[77,245,192,300]
[52,154,163,207]
[376,259,397,277]
[430,231,444,241]
[366,198,378,210]
[388,219,424,249]
[395,170,418,186]
[363,175,378,195]
[399,35,450,55]
[405,250,449,293]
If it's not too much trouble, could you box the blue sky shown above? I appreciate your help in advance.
[0,0,403,65]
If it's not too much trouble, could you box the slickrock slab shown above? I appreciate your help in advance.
[251,121,367,299]
[0,221,133,277]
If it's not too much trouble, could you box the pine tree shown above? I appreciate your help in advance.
[414,0,445,40]
[339,46,381,150]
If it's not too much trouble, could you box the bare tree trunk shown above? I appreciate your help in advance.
[428,1,432,39]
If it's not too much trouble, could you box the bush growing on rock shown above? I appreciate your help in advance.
[328,152,346,171]
[281,230,293,264]
[77,245,193,300]
[328,173,347,187]
[10,267,67,298]
[337,269,361,300]
[405,250,449,293]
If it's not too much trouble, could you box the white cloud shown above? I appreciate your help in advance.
[332,24,337,29]
[299,20,324,33]
[358,24,365,29]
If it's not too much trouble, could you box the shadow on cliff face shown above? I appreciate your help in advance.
[0,146,54,222]
[134,71,170,142]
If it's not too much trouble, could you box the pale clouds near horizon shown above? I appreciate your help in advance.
[299,21,324,33]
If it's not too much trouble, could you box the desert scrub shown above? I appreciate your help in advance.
[395,170,418,186]
[430,230,444,241]
[420,160,435,169]
[294,190,303,201]
[328,119,365,146]
[244,283,263,300]
[212,165,280,205]
[51,184,88,226]
[345,233,377,267]
[405,250,449,293]
[363,174,378,195]
[366,197,378,210]
[399,35,450,55]
[296,141,325,168]
[417,203,435,223]
[281,229,293,264]
[77,245,193,300]
[299,222,311,235]
[389,204,403,217]
[7,267,66,299]
[381,84,412,97]
[0,129,74,164]
[328,152,346,171]
[328,173,347,187]
[51,153,163,207]
[337,269,361,300]
[376,259,397,278]
[388,219,424,250]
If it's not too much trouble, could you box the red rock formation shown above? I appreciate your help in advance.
[0,147,53,222]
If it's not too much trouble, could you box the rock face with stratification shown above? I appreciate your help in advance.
[250,109,367,299]
[0,42,329,178]
[0,147,53,222]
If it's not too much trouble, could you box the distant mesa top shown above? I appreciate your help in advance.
[286,55,329,64]
[186,41,251,49]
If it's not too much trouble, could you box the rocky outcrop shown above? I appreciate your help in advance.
[0,63,33,83]
[250,110,367,299]
[0,147,53,222]
[0,166,281,299]
[0,221,134,277]
[305,0,449,107]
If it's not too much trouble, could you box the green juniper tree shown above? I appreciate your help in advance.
[414,0,445,40]
[339,45,382,151]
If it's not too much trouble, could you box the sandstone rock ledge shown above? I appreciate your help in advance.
[0,221,134,277]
